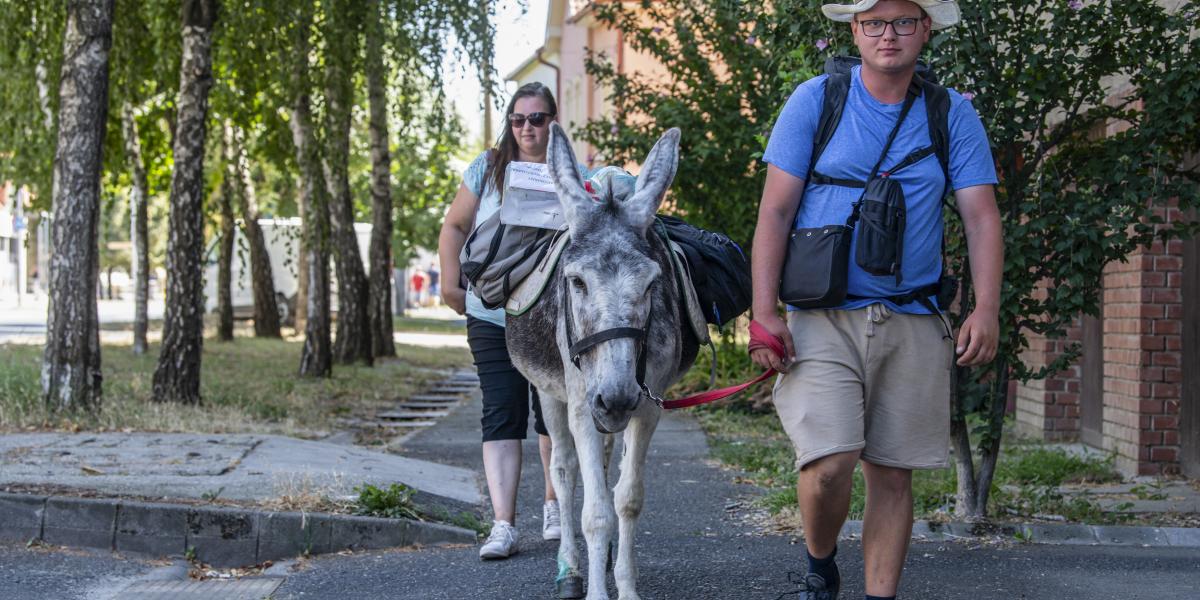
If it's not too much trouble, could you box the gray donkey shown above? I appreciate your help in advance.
[507,123,700,600]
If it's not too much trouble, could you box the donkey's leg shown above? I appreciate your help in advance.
[612,406,659,600]
[568,402,617,600]
[543,395,584,599]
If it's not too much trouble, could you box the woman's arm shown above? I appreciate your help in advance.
[437,183,481,315]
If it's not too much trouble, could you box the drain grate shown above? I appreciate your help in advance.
[118,578,283,599]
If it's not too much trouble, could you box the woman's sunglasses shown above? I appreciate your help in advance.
[508,112,554,128]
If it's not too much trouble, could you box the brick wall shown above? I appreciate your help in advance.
[1018,235,1185,475]
[1015,307,1083,442]
[1101,226,1186,476]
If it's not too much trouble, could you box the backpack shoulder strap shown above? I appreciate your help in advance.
[808,72,851,182]
[918,76,952,196]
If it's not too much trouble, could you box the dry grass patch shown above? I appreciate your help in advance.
[0,332,470,437]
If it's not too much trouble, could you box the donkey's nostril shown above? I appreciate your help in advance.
[594,393,609,412]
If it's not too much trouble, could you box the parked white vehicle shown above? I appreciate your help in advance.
[203,218,372,325]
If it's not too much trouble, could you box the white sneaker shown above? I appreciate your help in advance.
[542,501,562,541]
[479,520,519,560]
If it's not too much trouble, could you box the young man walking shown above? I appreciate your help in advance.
[750,1,1003,598]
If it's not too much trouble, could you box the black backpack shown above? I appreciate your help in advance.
[810,56,951,197]
[655,215,752,330]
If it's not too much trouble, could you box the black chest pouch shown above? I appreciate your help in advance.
[855,175,907,284]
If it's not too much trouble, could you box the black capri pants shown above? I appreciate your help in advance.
[466,316,548,442]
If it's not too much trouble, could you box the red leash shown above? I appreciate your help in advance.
[661,321,786,409]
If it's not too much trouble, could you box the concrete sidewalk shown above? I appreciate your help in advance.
[0,374,486,567]
[0,432,481,507]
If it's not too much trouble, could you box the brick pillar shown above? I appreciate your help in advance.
[1015,316,1083,441]
[1102,223,1185,476]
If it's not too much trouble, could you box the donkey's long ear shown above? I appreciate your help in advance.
[547,122,598,231]
[623,128,680,231]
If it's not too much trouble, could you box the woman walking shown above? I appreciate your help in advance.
[438,82,568,560]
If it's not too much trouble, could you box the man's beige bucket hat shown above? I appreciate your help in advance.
[821,0,961,30]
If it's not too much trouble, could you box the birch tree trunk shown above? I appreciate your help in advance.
[223,121,281,336]
[365,0,395,358]
[217,173,236,342]
[42,0,114,412]
[121,103,151,355]
[295,187,309,333]
[323,1,372,366]
[153,0,217,404]
[293,9,332,378]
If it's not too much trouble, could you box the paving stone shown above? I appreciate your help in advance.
[407,519,478,546]
[1092,525,1171,546]
[329,515,415,551]
[377,410,449,420]
[258,511,333,561]
[337,419,437,428]
[187,506,260,567]
[42,496,117,550]
[429,385,475,393]
[910,520,944,540]
[117,578,283,599]
[396,401,461,409]
[0,492,45,543]
[941,522,975,539]
[1017,523,1098,545]
[115,501,189,557]
[409,394,462,402]
[1161,526,1200,547]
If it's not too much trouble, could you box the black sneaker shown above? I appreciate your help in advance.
[777,572,840,600]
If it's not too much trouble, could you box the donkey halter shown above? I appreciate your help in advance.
[562,278,665,409]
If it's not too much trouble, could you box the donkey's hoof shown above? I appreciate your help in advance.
[557,576,585,599]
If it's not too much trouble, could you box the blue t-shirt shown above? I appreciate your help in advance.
[763,66,997,314]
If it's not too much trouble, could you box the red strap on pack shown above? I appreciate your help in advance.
[661,321,786,410]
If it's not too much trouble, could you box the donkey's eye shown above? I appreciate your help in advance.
[569,276,588,293]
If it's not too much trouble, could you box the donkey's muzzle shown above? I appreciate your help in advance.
[590,392,639,433]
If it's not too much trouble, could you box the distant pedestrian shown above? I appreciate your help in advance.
[427,262,440,307]
[410,269,426,307]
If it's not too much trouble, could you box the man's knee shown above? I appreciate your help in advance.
[800,451,858,494]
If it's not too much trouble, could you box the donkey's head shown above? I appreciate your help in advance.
[547,123,680,433]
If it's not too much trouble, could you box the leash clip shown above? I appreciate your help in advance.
[640,382,665,409]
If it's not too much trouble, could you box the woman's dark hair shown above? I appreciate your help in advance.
[487,82,558,196]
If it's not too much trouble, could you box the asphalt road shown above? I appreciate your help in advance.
[2,393,1198,599]
[272,394,1200,600]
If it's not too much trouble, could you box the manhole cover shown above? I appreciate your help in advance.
[118,578,283,599]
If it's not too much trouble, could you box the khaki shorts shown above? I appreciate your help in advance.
[772,305,953,470]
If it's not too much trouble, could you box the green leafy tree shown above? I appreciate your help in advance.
[0,1,65,204]
[585,0,1200,518]
[929,0,1200,517]
[579,0,841,246]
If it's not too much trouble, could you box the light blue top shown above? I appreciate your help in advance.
[763,66,998,314]
[461,151,593,327]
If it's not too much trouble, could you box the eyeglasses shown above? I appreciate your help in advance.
[856,17,922,37]
[508,112,555,128]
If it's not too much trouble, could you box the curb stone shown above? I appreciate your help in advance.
[836,519,1200,547]
[0,491,477,567]
[0,493,45,543]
